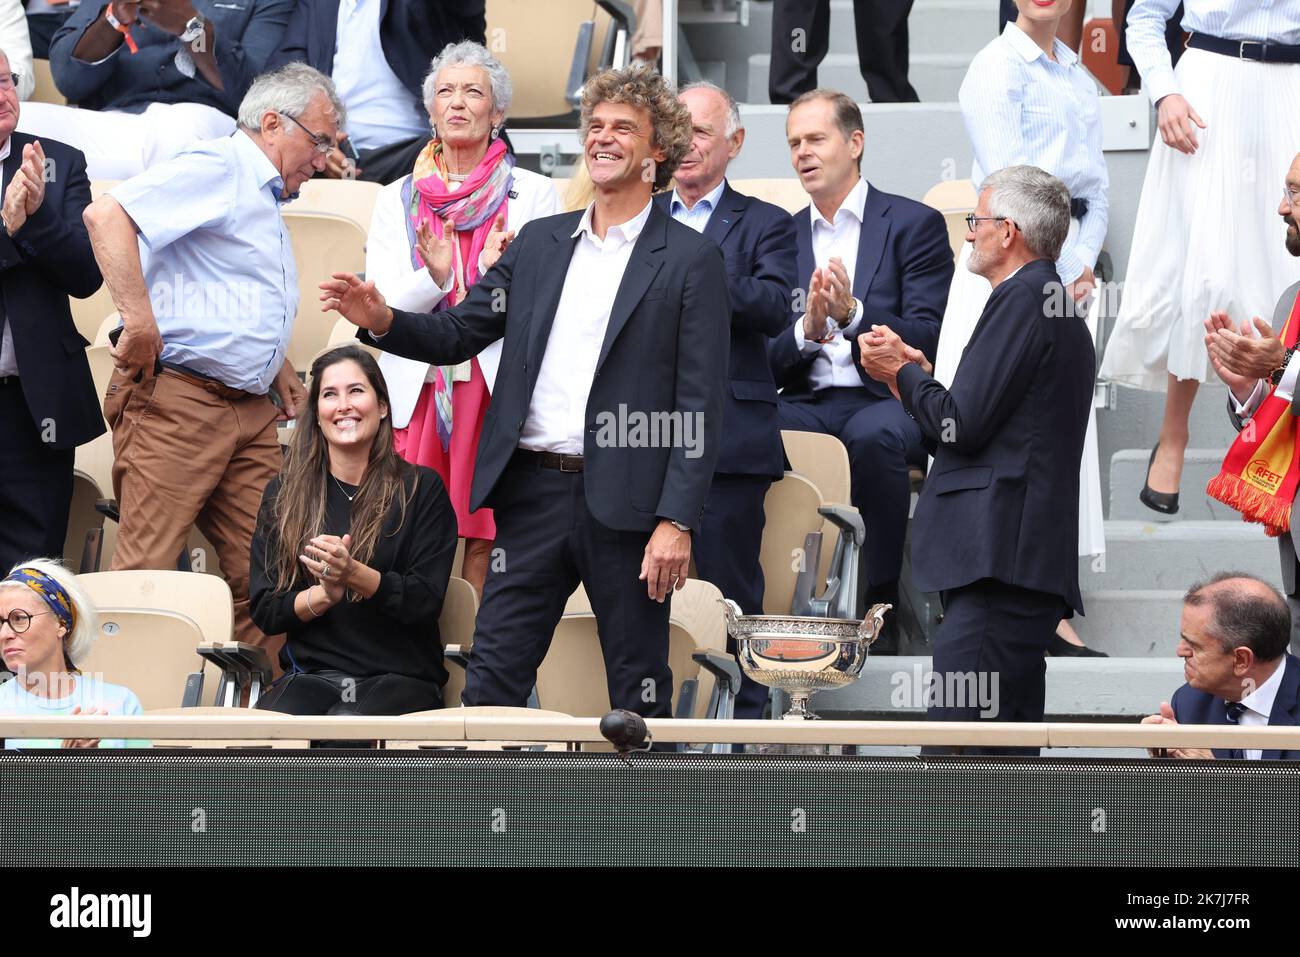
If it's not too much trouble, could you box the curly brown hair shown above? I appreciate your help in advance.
[579,64,692,192]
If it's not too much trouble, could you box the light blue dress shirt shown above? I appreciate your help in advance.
[1128,0,1300,105]
[669,177,727,234]
[959,22,1109,284]
[110,130,298,395]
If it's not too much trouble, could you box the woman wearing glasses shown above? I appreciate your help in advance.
[0,558,145,748]
[365,40,561,599]
[932,0,1107,656]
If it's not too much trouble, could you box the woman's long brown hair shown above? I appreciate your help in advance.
[268,345,417,598]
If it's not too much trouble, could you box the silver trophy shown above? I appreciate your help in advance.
[721,600,892,720]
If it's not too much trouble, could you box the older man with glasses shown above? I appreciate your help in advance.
[82,62,341,654]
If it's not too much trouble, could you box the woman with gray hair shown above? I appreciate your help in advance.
[366,40,560,597]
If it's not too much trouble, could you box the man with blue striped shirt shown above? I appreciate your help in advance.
[83,63,340,649]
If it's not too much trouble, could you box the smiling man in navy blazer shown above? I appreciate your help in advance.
[656,81,797,716]
[324,65,729,718]
[770,89,953,649]
[1143,573,1300,761]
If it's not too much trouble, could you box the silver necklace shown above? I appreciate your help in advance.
[332,475,358,502]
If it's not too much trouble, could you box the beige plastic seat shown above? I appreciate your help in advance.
[385,705,574,750]
[79,607,207,710]
[921,178,977,259]
[31,58,65,106]
[781,430,853,602]
[146,706,310,748]
[64,470,106,573]
[439,576,477,708]
[283,211,368,372]
[288,179,381,233]
[758,471,825,616]
[730,178,810,215]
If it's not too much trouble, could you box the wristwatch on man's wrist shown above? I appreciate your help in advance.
[835,297,858,329]
[669,520,691,534]
[180,13,207,44]
[1270,345,1297,388]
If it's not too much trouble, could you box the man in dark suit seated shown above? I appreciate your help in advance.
[769,89,953,649]
[860,165,1094,752]
[0,45,104,574]
[656,80,797,716]
[1142,573,1300,760]
[323,65,729,719]
[268,0,485,184]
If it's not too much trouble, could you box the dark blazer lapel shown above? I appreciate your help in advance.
[853,183,890,301]
[795,207,813,292]
[702,182,745,249]
[319,0,342,71]
[526,217,583,388]
[596,204,667,371]
[1264,655,1300,760]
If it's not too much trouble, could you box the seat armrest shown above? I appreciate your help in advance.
[817,504,865,546]
[444,643,471,671]
[692,650,741,694]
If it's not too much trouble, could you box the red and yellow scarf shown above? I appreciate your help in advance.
[1206,291,1300,536]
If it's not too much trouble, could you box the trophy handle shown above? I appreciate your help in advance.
[719,598,744,634]
[858,603,893,644]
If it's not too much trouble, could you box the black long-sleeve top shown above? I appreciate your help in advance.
[249,466,458,686]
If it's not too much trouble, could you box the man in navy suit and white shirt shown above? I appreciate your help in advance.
[860,166,1094,750]
[657,81,798,716]
[324,66,730,718]
[769,89,953,648]
[1143,573,1300,761]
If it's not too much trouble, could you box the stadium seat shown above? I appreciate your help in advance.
[79,606,208,711]
[31,58,66,106]
[282,211,368,372]
[921,178,977,259]
[63,470,106,573]
[439,576,478,708]
[290,178,381,233]
[758,471,825,616]
[730,178,810,215]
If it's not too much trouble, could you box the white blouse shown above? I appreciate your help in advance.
[366,163,563,428]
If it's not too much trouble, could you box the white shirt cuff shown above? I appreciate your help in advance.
[793,315,826,356]
[1146,68,1180,109]
[1233,379,1268,418]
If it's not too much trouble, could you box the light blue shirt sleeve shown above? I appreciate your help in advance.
[111,145,235,252]
[1126,0,1185,104]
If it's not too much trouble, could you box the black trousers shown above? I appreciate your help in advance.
[0,378,74,575]
[26,12,72,60]
[693,473,772,718]
[926,578,1066,757]
[463,453,674,718]
[256,670,443,715]
[769,0,919,104]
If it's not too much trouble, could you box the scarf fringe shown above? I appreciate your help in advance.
[1206,472,1291,537]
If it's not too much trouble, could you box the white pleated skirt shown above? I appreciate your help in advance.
[931,233,1106,558]
[1099,48,1300,392]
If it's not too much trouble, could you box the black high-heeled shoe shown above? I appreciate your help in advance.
[1139,442,1180,515]
[1047,634,1108,657]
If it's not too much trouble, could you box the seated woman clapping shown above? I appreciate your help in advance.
[0,558,145,749]
[250,346,458,716]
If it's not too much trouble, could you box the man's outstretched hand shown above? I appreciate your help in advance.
[320,272,393,336]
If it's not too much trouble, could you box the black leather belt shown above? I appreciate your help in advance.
[1070,198,1088,220]
[1188,33,1300,64]
[516,448,585,472]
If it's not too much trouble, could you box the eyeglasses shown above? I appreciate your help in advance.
[966,214,1015,231]
[0,609,55,634]
[280,112,334,155]
[0,73,21,93]
[1284,184,1300,207]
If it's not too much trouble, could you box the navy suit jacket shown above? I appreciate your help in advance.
[898,258,1094,612]
[269,0,485,104]
[654,182,796,478]
[2,133,104,450]
[768,182,953,402]
[1172,654,1300,761]
[363,203,730,533]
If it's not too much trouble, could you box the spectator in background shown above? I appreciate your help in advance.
[20,0,293,179]
[366,40,560,599]
[934,0,1108,655]
[250,346,457,716]
[268,0,484,185]
[0,558,145,749]
[769,0,919,104]
[0,1,32,98]
[769,89,953,653]
[26,0,76,62]
[1143,573,1300,760]
[658,80,797,715]
[0,44,103,576]
[81,64,339,653]
[631,0,662,66]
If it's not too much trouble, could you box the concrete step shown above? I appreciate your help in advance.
[1108,448,1245,522]
[1071,589,1185,657]
[1078,520,1279,592]
[816,654,1185,718]
[747,50,972,105]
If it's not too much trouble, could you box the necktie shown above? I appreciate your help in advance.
[1224,701,1247,760]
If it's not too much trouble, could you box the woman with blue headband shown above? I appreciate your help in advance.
[0,558,143,748]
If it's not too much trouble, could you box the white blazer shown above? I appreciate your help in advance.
[367,164,563,428]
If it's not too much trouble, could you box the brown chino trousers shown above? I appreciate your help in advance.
[104,366,282,651]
